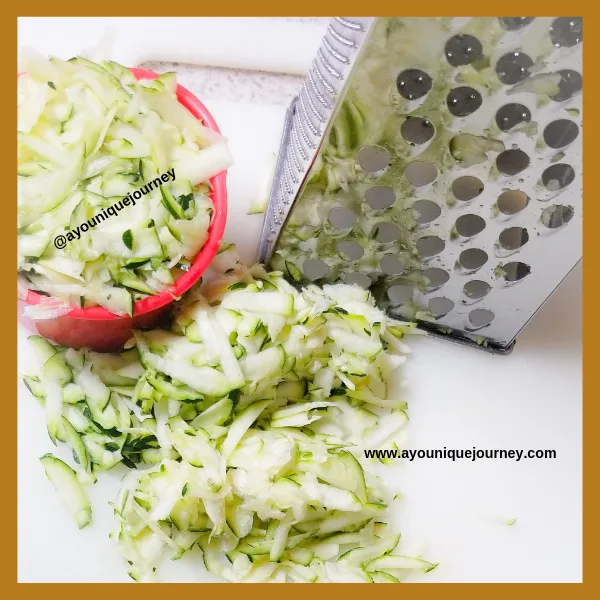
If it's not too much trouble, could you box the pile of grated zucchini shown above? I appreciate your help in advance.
[23,246,435,583]
[18,53,232,316]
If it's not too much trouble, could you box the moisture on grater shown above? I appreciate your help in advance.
[267,17,582,353]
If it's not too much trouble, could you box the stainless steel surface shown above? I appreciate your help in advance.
[259,17,583,352]
[258,17,375,248]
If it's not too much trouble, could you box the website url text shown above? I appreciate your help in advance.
[364,448,557,462]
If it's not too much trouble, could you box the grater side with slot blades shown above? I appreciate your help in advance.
[258,17,582,354]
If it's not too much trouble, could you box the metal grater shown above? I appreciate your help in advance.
[258,17,582,354]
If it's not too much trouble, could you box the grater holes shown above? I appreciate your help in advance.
[295,110,317,150]
[302,259,329,281]
[456,214,486,237]
[499,17,535,31]
[463,280,491,300]
[357,146,391,174]
[549,17,582,48]
[297,92,320,137]
[496,149,530,176]
[452,176,484,201]
[495,103,532,133]
[387,284,413,305]
[497,190,529,214]
[405,160,438,186]
[445,34,483,67]
[495,51,533,85]
[500,261,531,282]
[458,248,488,271]
[334,17,363,32]
[291,128,309,162]
[401,116,435,145]
[446,86,482,117]
[468,308,495,327]
[336,241,364,261]
[499,227,529,250]
[365,186,396,210]
[327,23,358,48]
[551,70,582,102]
[380,254,405,275]
[373,222,401,243]
[542,163,575,191]
[417,236,445,258]
[316,48,342,80]
[328,207,358,230]
[396,68,432,101]
[345,273,372,289]
[541,204,574,229]
[302,82,326,123]
[311,59,335,95]
[322,37,350,65]
[543,119,579,149]
[423,268,450,290]
[412,200,441,224]
[306,70,331,110]
[429,297,455,318]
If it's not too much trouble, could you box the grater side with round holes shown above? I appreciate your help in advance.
[258,17,582,354]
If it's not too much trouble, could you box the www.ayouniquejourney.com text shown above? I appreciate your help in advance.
[364,447,557,462]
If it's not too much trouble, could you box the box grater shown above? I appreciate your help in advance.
[258,17,582,354]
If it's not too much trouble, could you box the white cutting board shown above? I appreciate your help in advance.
[17,18,582,583]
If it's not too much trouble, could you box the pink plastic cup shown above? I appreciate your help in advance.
[18,67,228,351]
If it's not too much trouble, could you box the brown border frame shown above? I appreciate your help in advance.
[9,4,594,595]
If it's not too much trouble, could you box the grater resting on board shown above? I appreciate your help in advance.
[258,17,582,354]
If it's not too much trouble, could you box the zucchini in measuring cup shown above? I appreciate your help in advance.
[18,53,233,315]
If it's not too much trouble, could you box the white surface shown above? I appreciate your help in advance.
[399,266,582,583]
[18,17,327,75]
[17,17,582,584]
